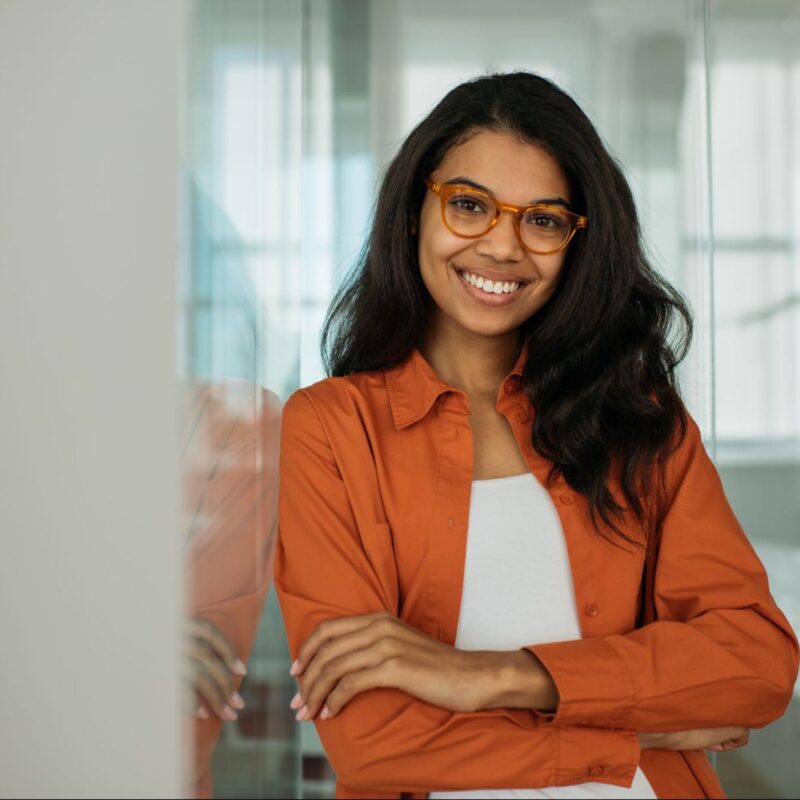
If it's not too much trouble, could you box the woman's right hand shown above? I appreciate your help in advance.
[639,726,749,752]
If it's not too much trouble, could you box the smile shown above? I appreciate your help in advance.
[454,267,529,308]
[457,268,522,294]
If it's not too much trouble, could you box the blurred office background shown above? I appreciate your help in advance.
[1,0,798,798]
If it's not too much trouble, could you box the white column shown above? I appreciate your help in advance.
[0,1,186,796]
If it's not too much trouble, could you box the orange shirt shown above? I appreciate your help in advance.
[274,344,799,799]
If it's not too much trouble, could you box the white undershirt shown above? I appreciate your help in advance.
[428,472,657,800]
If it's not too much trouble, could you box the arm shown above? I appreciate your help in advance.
[274,389,641,793]
[522,411,799,732]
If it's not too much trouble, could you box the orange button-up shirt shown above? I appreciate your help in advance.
[274,343,799,799]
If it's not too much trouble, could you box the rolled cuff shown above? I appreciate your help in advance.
[523,637,637,728]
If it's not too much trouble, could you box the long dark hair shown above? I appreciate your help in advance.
[320,70,692,552]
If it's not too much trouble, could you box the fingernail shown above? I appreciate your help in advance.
[295,704,308,721]
[230,692,245,710]
[289,691,303,710]
[195,707,210,720]
[223,706,238,721]
[234,659,247,676]
[320,706,331,720]
[289,659,300,676]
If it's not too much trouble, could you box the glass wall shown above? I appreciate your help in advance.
[182,2,303,797]
[707,2,800,797]
[181,1,799,797]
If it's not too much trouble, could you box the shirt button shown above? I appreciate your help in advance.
[589,766,605,777]
[559,492,574,504]
[584,603,599,617]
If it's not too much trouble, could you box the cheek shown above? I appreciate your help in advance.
[418,227,464,281]
[538,253,569,286]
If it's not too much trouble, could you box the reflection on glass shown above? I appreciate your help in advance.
[182,1,303,796]
[182,379,280,796]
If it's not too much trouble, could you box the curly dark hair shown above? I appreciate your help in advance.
[320,70,692,552]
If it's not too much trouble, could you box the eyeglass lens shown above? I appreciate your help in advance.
[444,188,573,252]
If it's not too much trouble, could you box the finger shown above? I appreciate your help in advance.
[722,734,749,750]
[321,658,400,718]
[720,726,748,740]
[299,638,400,721]
[191,618,247,676]
[296,617,400,711]
[299,618,394,691]
[189,638,237,702]
[690,726,747,751]
[191,659,239,721]
[293,611,391,677]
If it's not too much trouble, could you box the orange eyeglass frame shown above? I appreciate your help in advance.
[425,177,588,255]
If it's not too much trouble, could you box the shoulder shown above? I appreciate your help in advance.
[281,369,390,441]
[652,401,717,510]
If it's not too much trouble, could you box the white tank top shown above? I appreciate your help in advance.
[428,472,657,799]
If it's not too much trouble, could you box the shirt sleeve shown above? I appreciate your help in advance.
[524,410,799,731]
[274,388,642,794]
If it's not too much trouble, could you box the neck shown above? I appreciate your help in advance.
[420,317,522,396]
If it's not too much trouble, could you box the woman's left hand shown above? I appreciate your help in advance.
[289,611,547,721]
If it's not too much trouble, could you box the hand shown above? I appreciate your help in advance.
[184,616,248,721]
[289,611,522,721]
[639,726,750,752]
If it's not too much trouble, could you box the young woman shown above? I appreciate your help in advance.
[274,71,799,799]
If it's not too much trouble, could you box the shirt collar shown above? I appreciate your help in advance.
[384,340,529,430]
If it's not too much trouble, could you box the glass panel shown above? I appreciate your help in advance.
[182,1,303,797]
[708,2,800,797]
[182,1,798,797]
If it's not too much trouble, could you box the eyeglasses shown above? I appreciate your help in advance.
[425,177,588,255]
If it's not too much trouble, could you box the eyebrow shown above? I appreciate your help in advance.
[443,176,571,208]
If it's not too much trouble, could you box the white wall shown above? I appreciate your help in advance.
[0,1,185,796]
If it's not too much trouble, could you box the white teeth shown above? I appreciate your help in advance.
[460,269,520,295]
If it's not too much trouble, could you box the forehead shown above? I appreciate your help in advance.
[433,128,570,204]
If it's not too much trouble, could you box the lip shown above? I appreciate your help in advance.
[453,265,528,308]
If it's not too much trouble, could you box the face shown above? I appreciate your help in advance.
[417,128,573,341]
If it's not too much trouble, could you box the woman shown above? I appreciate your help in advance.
[274,71,799,799]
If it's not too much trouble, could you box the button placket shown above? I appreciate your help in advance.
[548,479,602,639]
[426,394,473,645]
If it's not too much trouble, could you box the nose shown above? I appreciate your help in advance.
[474,209,524,262]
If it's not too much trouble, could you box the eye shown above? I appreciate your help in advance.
[448,193,489,215]
[524,211,568,230]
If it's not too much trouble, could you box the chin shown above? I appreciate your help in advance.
[454,315,522,339]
